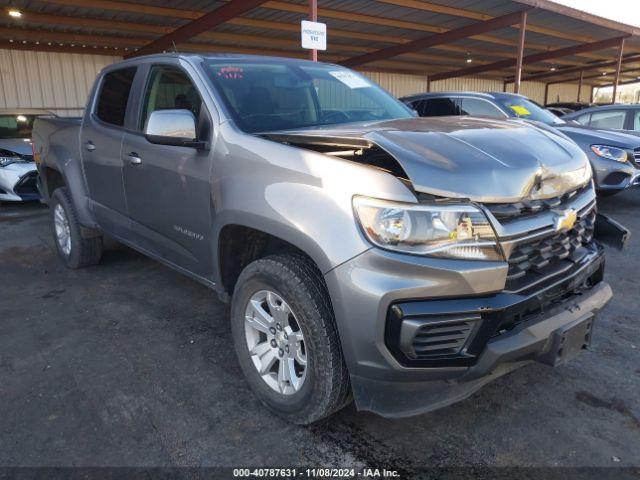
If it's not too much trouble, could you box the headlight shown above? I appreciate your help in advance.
[591,145,628,162]
[353,196,503,261]
[0,156,18,167]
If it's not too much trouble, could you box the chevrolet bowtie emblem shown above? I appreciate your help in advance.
[554,209,577,232]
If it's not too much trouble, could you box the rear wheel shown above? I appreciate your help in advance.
[230,253,351,424]
[50,187,103,268]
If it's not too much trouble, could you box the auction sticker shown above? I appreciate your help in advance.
[329,70,371,89]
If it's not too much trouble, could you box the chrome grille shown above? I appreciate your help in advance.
[505,210,596,291]
[485,183,591,222]
[634,148,640,165]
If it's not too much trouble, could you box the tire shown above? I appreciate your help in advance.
[230,253,351,424]
[50,187,103,269]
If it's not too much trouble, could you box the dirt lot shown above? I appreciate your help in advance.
[1,191,639,474]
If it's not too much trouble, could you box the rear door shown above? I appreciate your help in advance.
[120,62,214,278]
[80,66,137,234]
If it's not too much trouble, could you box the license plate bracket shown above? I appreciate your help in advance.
[536,314,595,367]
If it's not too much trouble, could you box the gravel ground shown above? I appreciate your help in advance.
[0,191,639,476]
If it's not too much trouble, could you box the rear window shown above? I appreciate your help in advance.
[413,98,460,117]
[96,67,137,127]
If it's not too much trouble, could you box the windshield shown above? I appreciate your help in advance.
[0,114,49,139]
[495,97,565,126]
[203,60,413,133]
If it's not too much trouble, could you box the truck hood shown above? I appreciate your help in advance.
[557,123,640,146]
[266,117,591,203]
[0,138,34,157]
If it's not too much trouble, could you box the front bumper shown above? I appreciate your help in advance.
[590,152,639,191]
[350,281,610,418]
[325,242,611,418]
[0,163,40,201]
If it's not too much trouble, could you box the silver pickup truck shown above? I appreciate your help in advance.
[33,53,621,424]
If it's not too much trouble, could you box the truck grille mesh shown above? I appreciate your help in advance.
[505,210,596,291]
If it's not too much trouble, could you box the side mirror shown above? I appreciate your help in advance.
[144,109,208,149]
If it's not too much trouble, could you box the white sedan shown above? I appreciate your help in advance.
[0,109,54,202]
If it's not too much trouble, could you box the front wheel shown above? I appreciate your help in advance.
[230,254,351,424]
[50,187,103,269]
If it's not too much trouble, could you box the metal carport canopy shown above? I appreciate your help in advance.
[1,0,639,94]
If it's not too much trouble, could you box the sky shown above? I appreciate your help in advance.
[551,0,640,28]
[551,1,640,97]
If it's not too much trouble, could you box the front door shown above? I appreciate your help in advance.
[80,66,137,234]
[121,64,214,279]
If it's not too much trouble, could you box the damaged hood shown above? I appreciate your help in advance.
[265,117,591,203]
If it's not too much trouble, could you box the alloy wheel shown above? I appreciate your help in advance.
[54,203,71,256]
[244,290,307,395]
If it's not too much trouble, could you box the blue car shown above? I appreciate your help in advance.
[563,104,640,137]
[401,92,640,196]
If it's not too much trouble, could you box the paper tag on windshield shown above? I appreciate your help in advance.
[509,105,531,116]
[329,70,370,89]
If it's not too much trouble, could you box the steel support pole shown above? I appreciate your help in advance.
[544,83,549,105]
[612,38,625,103]
[514,10,527,94]
[577,69,583,101]
[309,0,317,62]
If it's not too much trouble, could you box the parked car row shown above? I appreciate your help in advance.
[547,106,574,117]
[545,101,595,113]
[30,53,628,424]
[401,92,640,196]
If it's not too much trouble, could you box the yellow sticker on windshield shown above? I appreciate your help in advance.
[509,105,531,116]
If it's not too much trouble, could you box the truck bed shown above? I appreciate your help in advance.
[32,116,81,162]
[32,116,83,201]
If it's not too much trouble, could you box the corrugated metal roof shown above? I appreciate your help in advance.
[0,0,638,86]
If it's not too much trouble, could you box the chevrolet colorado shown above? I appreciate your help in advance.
[33,54,618,424]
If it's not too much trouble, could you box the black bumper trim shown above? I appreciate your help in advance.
[354,281,612,418]
[386,243,605,368]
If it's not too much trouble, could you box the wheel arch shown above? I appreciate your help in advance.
[214,216,331,297]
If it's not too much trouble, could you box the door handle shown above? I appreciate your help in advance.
[85,141,96,152]
[126,152,142,165]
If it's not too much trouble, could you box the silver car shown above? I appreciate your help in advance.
[0,109,54,203]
